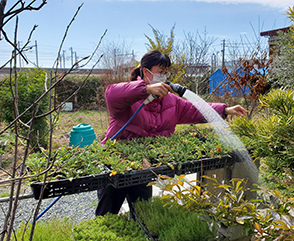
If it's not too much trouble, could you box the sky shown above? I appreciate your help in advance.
[0,0,293,69]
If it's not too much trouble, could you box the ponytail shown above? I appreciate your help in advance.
[129,67,142,81]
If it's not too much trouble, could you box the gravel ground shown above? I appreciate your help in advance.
[0,190,104,229]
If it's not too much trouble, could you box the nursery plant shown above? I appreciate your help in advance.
[12,217,74,241]
[25,126,232,183]
[11,213,147,241]
[229,88,294,188]
[134,196,212,241]
[73,213,147,241]
[148,173,294,240]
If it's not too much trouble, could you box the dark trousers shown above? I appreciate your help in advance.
[95,184,152,219]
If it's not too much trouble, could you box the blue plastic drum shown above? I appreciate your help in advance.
[69,123,97,148]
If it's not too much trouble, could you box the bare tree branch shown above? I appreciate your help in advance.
[0,2,106,240]
[1,0,46,30]
[0,0,7,39]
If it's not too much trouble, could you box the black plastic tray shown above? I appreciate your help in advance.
[175,156,230,175]
[30,155,236,198]
[110,165,176,189]
[30,173,110,199]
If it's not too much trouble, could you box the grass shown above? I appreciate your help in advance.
[53,110,110,146]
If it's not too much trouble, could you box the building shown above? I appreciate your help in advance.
[260,26,291,55]
[209,67,267,96]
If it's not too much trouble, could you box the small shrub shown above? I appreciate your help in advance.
[229,88,294,187]
[134,196,212,241]
[0,68,50,151]
[12,217,74,241]
[73,213,147,241]
[12,214,147,241]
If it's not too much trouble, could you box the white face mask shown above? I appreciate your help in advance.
[146,68,167,85]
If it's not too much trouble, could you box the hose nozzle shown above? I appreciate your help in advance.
[165,81,187,97]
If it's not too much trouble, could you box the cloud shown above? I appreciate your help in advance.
[191,0,293,10]
[122,0,293,10]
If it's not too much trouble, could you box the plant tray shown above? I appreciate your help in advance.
[176,156,230,175]
[30,173,110,199]
[110,165,175,189]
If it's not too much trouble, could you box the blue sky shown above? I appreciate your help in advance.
[0,0,293,68]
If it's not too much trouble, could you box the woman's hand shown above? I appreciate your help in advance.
[225,105,249,117]
[146,82,173,98]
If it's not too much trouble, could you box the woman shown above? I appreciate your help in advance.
[96,50,248,219]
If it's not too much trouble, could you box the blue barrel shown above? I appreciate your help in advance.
[69,123,97,148]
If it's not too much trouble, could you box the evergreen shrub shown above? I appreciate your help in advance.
[134,196,212,241]
[0,68,49,151]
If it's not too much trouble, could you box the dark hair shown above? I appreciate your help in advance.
[130,50,171,81]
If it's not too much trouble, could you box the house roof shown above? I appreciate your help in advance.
[260,26,291,37]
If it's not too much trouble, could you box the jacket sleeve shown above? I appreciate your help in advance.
[175,95,227,124]
[105,79,149,117]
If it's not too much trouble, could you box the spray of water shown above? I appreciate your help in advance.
[183,89,259,185]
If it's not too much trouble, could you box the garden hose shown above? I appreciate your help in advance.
[110,94,156,140]
[35,196,61,221]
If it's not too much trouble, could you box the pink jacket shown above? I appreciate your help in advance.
[101,78,227,144]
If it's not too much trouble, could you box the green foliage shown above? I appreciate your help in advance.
[12,217,74,241]
[0,131,14,156]
[230,89,294,185]
[150,174,294,240]
[0,68,50,151]
[26,126,231,181]
[12,214,147,241]
[73,213,147,241]
[287,5,294,22]
[148,175,257,239]
[0,192,9,198]
[56,75,108,109]
[135,196,212,241]
[145,24,175,55]
[26,141,106,182]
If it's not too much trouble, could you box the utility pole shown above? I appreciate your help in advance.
[221,39,225,68]
[211,53,216,72]
[75,52,78,67]
[63,50,66,68]
[59,55,62,68]
[35,40,39,67]
[69,47,73,66]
